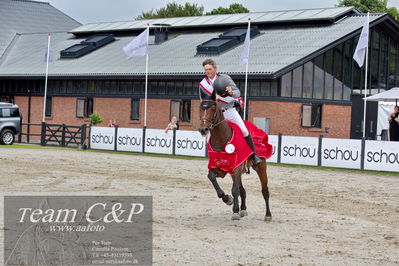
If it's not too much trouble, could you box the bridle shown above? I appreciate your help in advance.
[200,100,226,130]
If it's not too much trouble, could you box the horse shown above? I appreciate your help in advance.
[199,100,272,221]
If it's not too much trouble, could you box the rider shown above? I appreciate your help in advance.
[199,58,261,165]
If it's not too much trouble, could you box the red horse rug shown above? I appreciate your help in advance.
[207,121,273,174]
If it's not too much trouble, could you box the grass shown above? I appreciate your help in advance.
[2,143,399,176]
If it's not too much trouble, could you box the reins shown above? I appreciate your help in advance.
[200,101,226,130]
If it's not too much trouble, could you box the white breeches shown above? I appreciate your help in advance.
[223,108,249,137]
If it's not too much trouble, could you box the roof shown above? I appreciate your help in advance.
[0,9,389,78]
[70,6,356,34]
[0,0,80,58]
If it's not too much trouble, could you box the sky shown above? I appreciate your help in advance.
[39,0,399,24]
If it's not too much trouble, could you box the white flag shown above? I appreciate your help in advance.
[123,27,149,58]
[44,48,53,63]
[353,12,369,68]
[44,34,53,63]
[240,20,251,66]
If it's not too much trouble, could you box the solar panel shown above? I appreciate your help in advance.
[70,7,356,34]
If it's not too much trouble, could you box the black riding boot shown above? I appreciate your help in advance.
[245,135,262,165]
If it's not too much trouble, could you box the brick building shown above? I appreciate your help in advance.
[1,1,399,139]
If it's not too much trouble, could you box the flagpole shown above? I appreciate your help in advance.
[243,56,249,119]
[243,18,250,120]
[144,24,149,128]
[42,33,51,122]
[362,11,370,139]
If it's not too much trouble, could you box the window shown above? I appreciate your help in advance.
[260,80,271,96]
[170,100,191,123]
[0,108,19,118]
[343,40,352,100]
[270,80,278,96]
[183,81,194,96]
[45,97,52,117]
[379,32,388,91]
[303,61,313,98]
[149,81,158,94]
[249,80,261,96]
[131,98,140,120]
[292,66,303,98]
[254,117,270,134]
[158,81,166,95]
[324,50,334,99]
[110,81,118,94]
[175,81,183,96]
[333,45,343,100]
[280,72,292,97]
[76,98,93,118]
[0,96,9,102]
[170,100,180,120]
[0,80,4,93]
[370,30,380,89]
[301,104,322,128]
[313,55,324,99]
[180,100,191,122]
[86,80,95,94]
[166,81,175,95]
[343,40,352,88]
[133,81,142,95]
[388,39,397,88]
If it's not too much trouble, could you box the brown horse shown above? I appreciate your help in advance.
[199,100,272,221]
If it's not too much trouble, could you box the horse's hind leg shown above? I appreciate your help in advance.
[239,180,248,217]
[256,159,272,221]
[208,169,232,205]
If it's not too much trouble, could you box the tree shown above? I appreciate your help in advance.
[89,112,103,126]
[337,0,399,20]
[136,2,204,19]
[206,3,249,15]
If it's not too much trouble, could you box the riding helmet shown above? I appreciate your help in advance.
[213,76,231,97]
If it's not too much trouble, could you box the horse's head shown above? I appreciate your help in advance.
[199,100,223,136]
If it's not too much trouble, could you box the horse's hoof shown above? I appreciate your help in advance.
[264,215,272,222]
[225,195,233,206]
[232,213,241,220]
[240,210,248,217]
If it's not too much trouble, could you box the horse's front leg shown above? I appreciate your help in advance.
[231,173,242,220]
[239,180,248,217]
[208,169,232,205]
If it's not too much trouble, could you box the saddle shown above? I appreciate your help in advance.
[207,121,273,174]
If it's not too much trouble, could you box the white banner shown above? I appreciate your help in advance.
[364,140,399,172]
[321,138,362,169]
[90,127,115,150]
[116,128,143,152]
[267,135,278,163]
[144,129,173,154]
[281,136,319,166]
[175,130,206,157]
